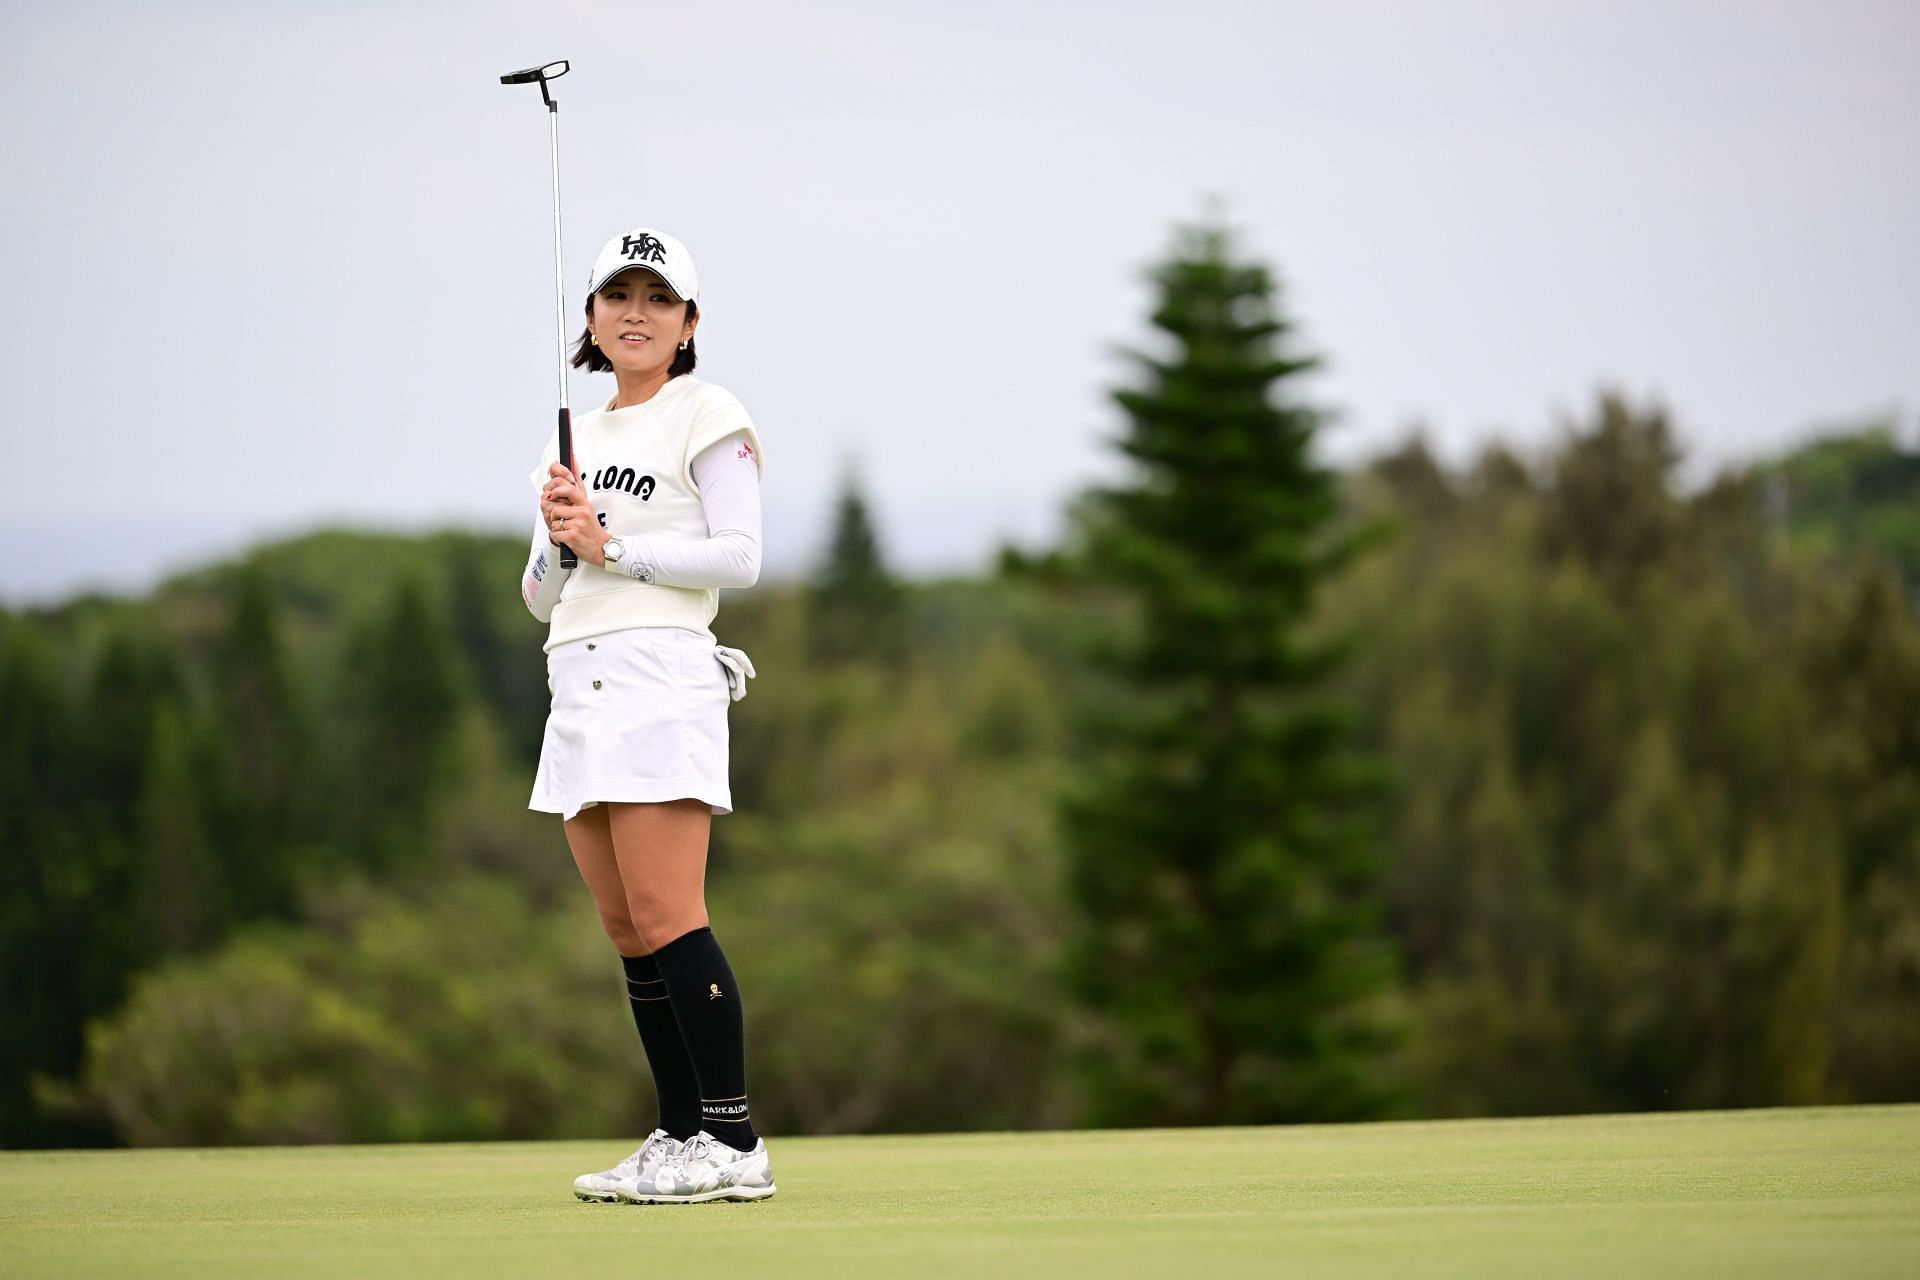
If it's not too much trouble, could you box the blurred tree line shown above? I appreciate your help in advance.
[1339,400,1920,1113]
[3,228,1917,1147]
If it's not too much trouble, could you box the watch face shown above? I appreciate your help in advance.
[605,537,623,563]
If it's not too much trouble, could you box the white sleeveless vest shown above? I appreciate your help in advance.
[528,375,763,649]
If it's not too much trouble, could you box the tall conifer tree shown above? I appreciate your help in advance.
[337,573,465,866]
[134,701,224,952]
[1054,222,1395,1124]
[808,470,906,665]
[208,562,315,916]
[0,622,96,1143]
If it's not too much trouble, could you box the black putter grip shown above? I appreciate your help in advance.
[557,406,578,569]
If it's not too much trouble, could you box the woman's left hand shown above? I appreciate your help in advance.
[541,462,610,566]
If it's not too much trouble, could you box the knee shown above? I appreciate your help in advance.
[626,887,707,953]
[634,917,706,952]
[592,906,647,955]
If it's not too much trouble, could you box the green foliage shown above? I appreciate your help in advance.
[1537,395,1685,594]
[1335,392,1907,1114]
[43,581,1076,1145]
[0,618,114,1146]
[1800,564,1920,1101]
[440,534,552,763]
[697,571,1075,1133]
[6,354,1919,1148]
[718,661,1074,1134]
[202,562,317,919]
[131,701,224,953]
[0,543,510,1144]
[13,532,1080,1145]
[332,571,469,867]
[807,469,908,667]
[57,876,642,1145]
[1028,222,1399,1126]
[1760,425,1920,595]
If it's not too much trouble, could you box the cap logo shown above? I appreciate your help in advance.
[622,233,668,264]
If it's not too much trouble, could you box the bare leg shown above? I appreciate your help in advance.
[562,804,648,955]
[606,798,712,950]
[606,798,756,1148]
[564,801,706,1140]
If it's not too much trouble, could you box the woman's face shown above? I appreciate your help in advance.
[587,267,698,377]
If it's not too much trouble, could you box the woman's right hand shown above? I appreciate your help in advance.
[541,463,603,553]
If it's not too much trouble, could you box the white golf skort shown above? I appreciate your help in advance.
[529,625,735,819]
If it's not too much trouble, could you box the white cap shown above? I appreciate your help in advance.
[585,226,700,302]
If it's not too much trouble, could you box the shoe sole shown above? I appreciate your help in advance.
[573,1189,620,1203]
[614,1182,776,1205]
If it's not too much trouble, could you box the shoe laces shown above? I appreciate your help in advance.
[678,1134,716,1167]
[613,1130,675,1177]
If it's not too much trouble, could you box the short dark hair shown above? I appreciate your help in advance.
[571,296,699,375]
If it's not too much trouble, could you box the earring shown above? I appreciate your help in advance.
[589,334,599,346]
[678,339,690,351]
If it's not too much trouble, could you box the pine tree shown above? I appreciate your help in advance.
[77,613,194,1024]
[84,613,189,838]
[133,700,225,953]
[1538,392,1684,595]
[206,561,316,917]
[335,573,467,867]
[442,536,547,763]
[808,469,907,665]
[1048,221,1396,1124]
[0,620,96,1143]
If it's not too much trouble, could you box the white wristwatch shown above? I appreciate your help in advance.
[603,536,653,583]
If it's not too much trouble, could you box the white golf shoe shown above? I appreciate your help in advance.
[572,1129,681,1203]
[617,1130,775,1203]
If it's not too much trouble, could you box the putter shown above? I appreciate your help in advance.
[500,59,578,568]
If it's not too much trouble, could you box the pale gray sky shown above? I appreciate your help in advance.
[3,0,1915,604]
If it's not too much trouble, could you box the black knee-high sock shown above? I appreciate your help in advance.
[621,953,702,1141]
[650,926,758,1149]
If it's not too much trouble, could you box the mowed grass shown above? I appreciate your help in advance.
[4,1107,1917,1279]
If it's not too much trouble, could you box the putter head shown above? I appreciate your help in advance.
[500,60,569,86]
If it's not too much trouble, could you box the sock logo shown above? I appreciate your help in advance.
[709,983,723,1000]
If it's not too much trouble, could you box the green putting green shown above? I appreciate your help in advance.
[4,1107,1916,1278]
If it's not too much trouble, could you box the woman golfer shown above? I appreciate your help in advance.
[520,225,774,1204]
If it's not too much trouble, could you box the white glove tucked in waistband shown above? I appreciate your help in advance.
[713,645,757,702]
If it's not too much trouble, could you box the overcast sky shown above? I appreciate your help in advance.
[2,0,1915,604]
